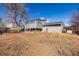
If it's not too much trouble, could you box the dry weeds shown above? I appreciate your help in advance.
[0,32,79,56]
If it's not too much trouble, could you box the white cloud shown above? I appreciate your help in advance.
[40,17,44,19]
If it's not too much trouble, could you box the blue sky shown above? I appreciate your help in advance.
[1,3,79,26]
[26,3,79,26]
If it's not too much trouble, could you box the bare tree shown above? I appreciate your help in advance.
[71,12,79,34]
[3,3,27,28]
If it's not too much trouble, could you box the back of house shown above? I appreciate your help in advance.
[25,19,47,31]
[25,18,64,33]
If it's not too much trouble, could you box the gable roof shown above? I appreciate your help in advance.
[43,22,63,26]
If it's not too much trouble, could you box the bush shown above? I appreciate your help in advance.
[74,31,79,35]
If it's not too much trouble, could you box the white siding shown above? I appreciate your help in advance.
[25,21,36,28]
[36,21,46,28]
[36,21,42,28]
[25,20,46,29]
[25,20,64,33]
[67,30,72,34]
[42,26,63,32]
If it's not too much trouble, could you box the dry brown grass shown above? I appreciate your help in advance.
[0,32,79,56]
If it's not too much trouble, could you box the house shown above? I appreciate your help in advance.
[0,22,5,28]
[25,19,47,31]
[65,26,73,34]
[25,18,64,33]
[5,22,24,32]
[70,25,79,34]
[5,23,13,28]
[0,21,7,34]
[42,22,64,33]
[0,21,6,29]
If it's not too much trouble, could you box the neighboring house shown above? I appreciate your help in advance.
[5,22,24,32]
[0,21,6,28]
[65,26,73,34]
[70,25,79,34]
[42,22,64,33]
[0,21,7,33]
[5,22,19,28]
[25,19,47,31]
[5,23,13,28]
